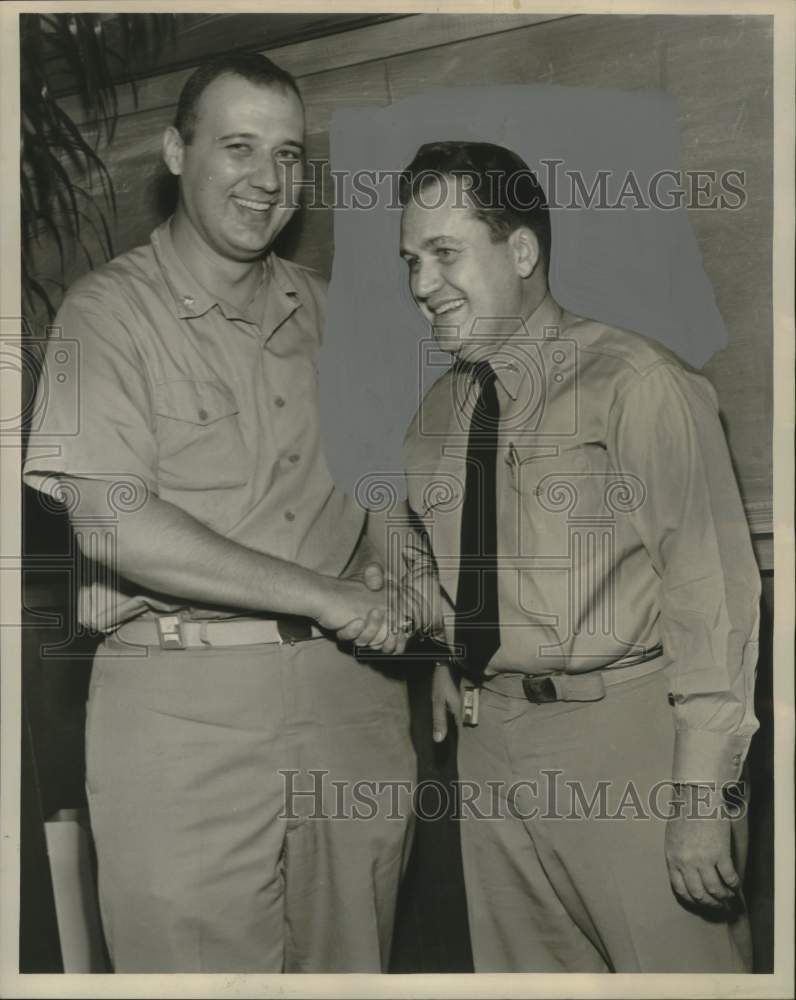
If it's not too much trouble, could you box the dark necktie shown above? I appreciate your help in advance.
[454,361,500,683]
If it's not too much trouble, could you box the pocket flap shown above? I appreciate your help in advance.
[155,380,239,426]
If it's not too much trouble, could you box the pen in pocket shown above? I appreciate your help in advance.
[506,441,520,472]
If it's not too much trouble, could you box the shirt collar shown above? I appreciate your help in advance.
[151,219,218,319]
[260,253,301,342]
[457,293,564,402]
[150,219,300,333]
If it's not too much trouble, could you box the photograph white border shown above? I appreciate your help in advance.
[1,2,793,998]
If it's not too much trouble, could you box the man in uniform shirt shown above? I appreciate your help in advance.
[22,53,418,973]
[398,141,760,972]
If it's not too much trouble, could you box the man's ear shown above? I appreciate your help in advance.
[510,227,541,279]
[162,126,185,177]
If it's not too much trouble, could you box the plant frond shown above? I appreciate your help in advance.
[20,11,177,320]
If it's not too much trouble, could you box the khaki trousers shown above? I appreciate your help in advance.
[85,635,415,973]
[458,666,751,972]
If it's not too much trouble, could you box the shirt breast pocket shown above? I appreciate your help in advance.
[509,445,610,557]
[154,379,249,491]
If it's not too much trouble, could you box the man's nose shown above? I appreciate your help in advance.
[412,260,442,300]
[248,154,280,193]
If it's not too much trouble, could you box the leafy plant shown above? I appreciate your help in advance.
[20,13,176,319]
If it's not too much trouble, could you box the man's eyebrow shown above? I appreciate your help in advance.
[217,132,258,141]
[400,235,463,254]
[217,131,304,149]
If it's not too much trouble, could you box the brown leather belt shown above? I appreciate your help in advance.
[115,614,324,650]
[479,646,665,704]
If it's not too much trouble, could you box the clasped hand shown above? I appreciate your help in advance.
[318,561,420,655]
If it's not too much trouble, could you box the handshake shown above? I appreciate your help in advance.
[311,519,443,656]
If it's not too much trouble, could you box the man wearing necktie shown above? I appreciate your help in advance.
[399,141,760,972]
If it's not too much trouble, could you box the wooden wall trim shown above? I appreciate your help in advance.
[269,11,569,79]
[61,12,572,126]
[746,499,774,536]
[747,499,773,571]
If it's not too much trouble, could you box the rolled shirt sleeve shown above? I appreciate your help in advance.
[23,291,158,499]
[608,361,761,786]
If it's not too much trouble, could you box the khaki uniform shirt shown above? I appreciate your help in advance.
[23,220,364,631]
[404,294,760,785]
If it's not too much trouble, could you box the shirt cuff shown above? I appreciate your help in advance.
[672,729,751,786]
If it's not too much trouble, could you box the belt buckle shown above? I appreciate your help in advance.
[522,675,557,704]
[156,614,186,650]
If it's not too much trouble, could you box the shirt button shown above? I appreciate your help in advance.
[732,753,742,765]
[288,453,300,464]
[182,295,195,307]
[275,396,286,408]
[285,510,295,522]
[197,408,209,422]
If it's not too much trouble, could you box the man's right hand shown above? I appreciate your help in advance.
[313,576,409,654]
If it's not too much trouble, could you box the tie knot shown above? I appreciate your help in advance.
[472,360,497,387]
[456,359,498,390]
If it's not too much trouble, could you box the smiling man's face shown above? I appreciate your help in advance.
[165,72,305,264]
[400,177,533,361]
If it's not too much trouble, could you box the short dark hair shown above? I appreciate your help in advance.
[398,141,551,267]
[174,51,303,144]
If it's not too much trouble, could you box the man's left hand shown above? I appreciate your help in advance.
[665,786,741,907]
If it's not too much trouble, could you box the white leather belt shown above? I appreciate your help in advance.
[115,614,324,650]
